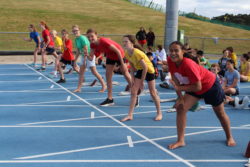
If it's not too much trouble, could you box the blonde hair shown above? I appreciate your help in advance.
[51,30,57,36]
[72,25,80,29]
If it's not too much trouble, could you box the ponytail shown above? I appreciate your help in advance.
[123,35,144,52]
[40,21,50,30]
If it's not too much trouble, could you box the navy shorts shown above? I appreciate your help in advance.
[60,58,75,66]
[45,47,55,54]
[187,78,225,107]
[106,58,126,65]
[135,70,155,82]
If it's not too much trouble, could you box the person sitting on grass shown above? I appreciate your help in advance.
[167,41,236,150]
[239,53,250,82]
[56,29,79,83]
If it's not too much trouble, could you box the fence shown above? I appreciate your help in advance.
[0,32,250,55]
[127,0,165,13]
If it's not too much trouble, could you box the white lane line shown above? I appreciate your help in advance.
[23,64,195,167]
[19,99,80,105]
[127,136,134,147]
[0,159,247,163]
[19,110,164,126]
[14,127,245,160]
[0,105,88,107]
[0,125,248,129]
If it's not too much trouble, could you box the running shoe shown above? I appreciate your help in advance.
[100,98,114,106]
[56,78,66,83]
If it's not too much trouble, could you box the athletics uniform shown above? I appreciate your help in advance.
[30,31,40,48]
[75,35,95,67]
[90,37,125,65]
[42,29,55,54]
[125,48,155,81]
[168,56,225,107]
[60,39,75,66]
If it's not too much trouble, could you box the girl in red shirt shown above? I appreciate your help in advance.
[86,29,132,106]
[56,29,79,83]
[167,41,236,150]
[39,21,59,75]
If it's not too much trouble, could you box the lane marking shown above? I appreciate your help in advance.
[22,64,195,167]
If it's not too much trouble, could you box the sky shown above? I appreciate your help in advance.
[154,0,250,18]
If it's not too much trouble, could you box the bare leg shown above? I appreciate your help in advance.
[74,65,86,92]
[147,80,162,121]
[52,52,59,72]
[168,94,199,149]
[106,64,115,100]
[41,50,46,67]
[213,103,236,146]
[121,78,141,122]
[58,62,65,80]
[33,47,39,64]
[90,66,106,92]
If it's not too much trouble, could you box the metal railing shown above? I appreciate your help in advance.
[0,32,249,55]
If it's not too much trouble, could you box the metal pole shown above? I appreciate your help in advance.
[164,0,179,50]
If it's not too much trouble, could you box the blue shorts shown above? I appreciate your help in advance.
[187,78,225,107]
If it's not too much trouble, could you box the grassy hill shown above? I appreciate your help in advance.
[0,0,250,54]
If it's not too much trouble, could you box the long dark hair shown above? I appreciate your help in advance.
[169,41,185,50]
[123,35,144,52]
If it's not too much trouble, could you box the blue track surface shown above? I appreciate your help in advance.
[0,63,249,167]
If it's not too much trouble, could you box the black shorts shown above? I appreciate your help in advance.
[60,58,75,66]
[106,58,124,65]
[46,47,55,54]
[187,78,225,107]
[135,70,155,82]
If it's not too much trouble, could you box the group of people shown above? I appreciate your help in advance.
[24,21,246,150]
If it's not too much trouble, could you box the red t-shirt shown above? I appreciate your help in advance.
[90,37,124,61]
[42,29,54,47]
[168,56,216,95]
[62,39,74,61]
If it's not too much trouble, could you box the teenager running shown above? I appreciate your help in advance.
[23,24,41,67]
[120,35,162,122]
[167,41,236,150]
[56,29,79,83]
[71,25,106,93]
[86,28,132,106]
[39,21,59,73]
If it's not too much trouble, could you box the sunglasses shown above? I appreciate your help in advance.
[72,29,79,32]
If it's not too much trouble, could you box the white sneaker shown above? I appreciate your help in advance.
[241,96,249,109]
[234,97,240,109]
[119,91,130,96]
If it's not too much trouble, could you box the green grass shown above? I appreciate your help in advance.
[0,0,250,54]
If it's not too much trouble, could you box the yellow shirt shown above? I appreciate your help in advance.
[54,36,63,52]
[229,52,237,67]
[125,48,155,74]
[241,61,250,76]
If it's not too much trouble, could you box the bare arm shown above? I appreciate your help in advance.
[139,59,148,82]
[243,62,250,76]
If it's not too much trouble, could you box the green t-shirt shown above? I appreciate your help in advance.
[74,35,90,57]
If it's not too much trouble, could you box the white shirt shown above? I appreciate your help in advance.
[156,49,166,61]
